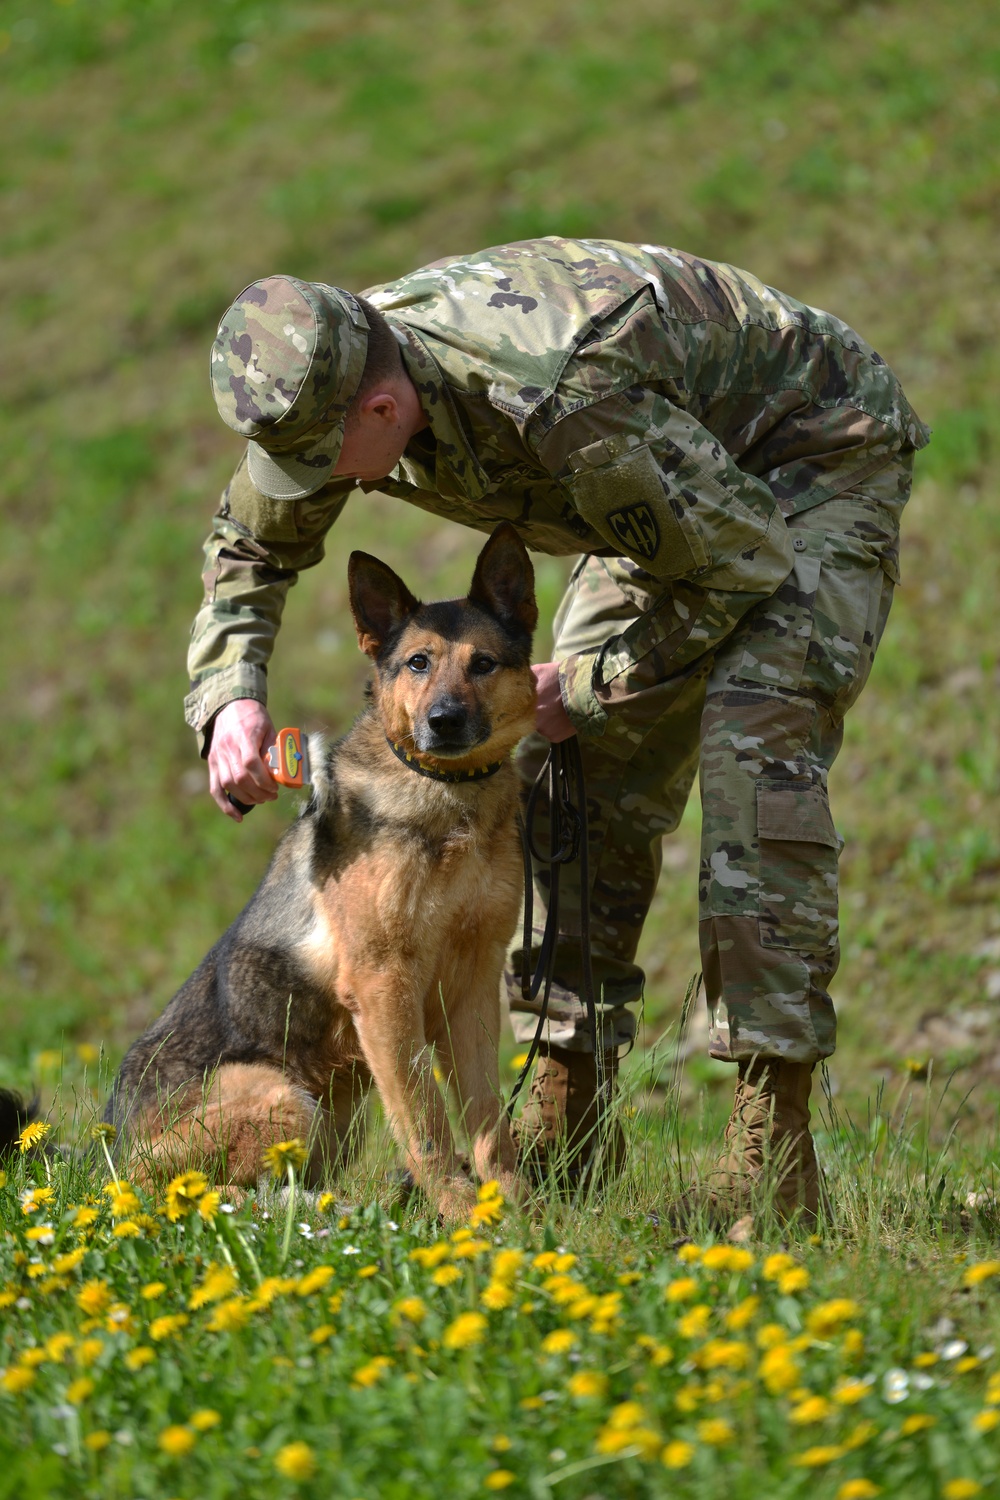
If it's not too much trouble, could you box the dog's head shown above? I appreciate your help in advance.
[348,523,538,769]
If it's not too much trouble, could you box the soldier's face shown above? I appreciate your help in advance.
[333,378,428,482]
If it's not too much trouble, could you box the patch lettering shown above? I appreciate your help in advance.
[606,504,660,561]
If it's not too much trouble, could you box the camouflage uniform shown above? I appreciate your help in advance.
[190,239,929,1064]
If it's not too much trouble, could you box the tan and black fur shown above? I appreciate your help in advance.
[104,523,538,1218]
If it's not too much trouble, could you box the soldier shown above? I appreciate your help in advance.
[188,239,929,1226]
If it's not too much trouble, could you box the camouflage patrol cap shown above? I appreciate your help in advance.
[210,275,369,500]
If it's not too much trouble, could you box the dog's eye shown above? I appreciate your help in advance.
[471,655,496,676]
[407,654,430,673]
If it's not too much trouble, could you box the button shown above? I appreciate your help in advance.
[792,537,807,552]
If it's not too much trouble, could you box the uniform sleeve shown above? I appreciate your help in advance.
[533,391,796,735]
[183,451,354,753]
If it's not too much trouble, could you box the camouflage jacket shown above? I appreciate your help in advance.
[185,238,929,745]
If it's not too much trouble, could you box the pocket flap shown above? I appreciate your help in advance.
[757,782,839,847]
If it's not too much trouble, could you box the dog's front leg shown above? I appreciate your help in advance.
[437,978,523,1211]
[349,977,476,1221]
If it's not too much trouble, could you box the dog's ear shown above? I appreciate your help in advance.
[468,522,537,638]
[348,553,420,658]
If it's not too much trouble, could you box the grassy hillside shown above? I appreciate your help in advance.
[1,0,998,1129]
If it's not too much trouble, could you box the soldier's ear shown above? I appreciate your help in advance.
[348,553,420,658]
[468,523,538,639]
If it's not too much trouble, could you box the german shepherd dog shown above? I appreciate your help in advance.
[101,523,538,1219]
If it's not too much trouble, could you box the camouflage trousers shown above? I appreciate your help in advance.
[507,456,912,1064]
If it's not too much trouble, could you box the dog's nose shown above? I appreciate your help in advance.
[426,697,468,735]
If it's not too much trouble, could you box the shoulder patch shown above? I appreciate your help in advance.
[605,504,660,561]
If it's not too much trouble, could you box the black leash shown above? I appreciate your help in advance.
[506,736,602,1119]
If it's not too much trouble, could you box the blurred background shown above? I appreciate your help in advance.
[1,0,997,1127]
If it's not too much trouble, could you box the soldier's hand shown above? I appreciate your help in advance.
[532,662,577,743]
[208,699,279,821]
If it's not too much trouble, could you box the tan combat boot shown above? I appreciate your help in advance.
[706,1057,824,1229]
[514,1043,625,1189]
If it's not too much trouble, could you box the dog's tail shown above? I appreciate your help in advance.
[0,1088,36,1159]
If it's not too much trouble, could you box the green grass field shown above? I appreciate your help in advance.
[1,0,999,1493]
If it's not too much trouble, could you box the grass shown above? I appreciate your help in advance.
[0,0,999,1492]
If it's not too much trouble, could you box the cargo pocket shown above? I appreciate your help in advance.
[735,529,823,690]
[802,533,898,719]
[757,781,840,952]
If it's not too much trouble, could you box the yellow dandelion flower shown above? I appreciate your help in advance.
[806,1299,860,1337]
[66,1376,95,1404]
[942,1483,982,1500]
[357,1264,378,1279]
[532,1251,558,1272]
[520,1396,543,1410]
[296,1265,335,1296]
[190,1408,221,1431]
[310,1324,335,1345]
[778,1267,811,1295]
[842,1328,865,1358]
[410,1243,451,1269]
[124,1346,155,1371]
[568,1370,607,1399]
[189,1265,239,1310]
[541,1329,576,1356]
[987,1374,1000,1405]
[18,1349,47,1369]
[1,1367,36,1394]
[76,1043,100,1065]
[836,1483,882,1500]
[149,1313,189,1341]
[158,1424,196,1457]
[491,1250,524,1283]
[352,1355,393,1389]
[316,1192,337,1213]
[452,1238,491,1260]
[481,1280,515,1311]
[485,1471,515,1490]
[665,1277,699,1303]
[794,1445,845,1467]
[971,1410,999,1433]
[163,1170,209,1222]
[91,1123,117,1145]
[432,1265,463,1287]
[955,1356,980,1374]
[206,1298,249,1333]
[141,1282,167,1301]
[662,1439,695,1469]
[20,1185,55,1215]
[725,1295,760,1331]
[762,1252,797,1280]
[393,1296,428,1324]
[676,1243,702,1263]
[963,1261,1000,1288]
[470,1188,505,1228]
[17,1121,51,1153]
[263,1139,308,1177]
[105,1183,141,1216]
[900,1414,935,1436]
[843,1421,877,1451]
[833,1378,870,1406]
[635,1334,673,1366]
[913,1352,938,1368]
[443,1312,487,1349]
[678,1304,711,1340]
[198,1191,221,1224]
[53,1248,86,1274]
[84,1431,111,1452]
[674,1383,700,1413]
[492,1435,512,1452]
[617,1271,641,1286]
[760,1344,801,1395]
[246,1275,297,1310]
[76,1280,111,1316]
[696,1337,750,1371]
[275,1440,316,1480]
[45,1333,74,1362]
[25,1224,56,1244]
[112,1221,141,1239]
[697,1418,733,1446]
[76,1337,104,1367]
[702,1245,754,1273]
[791,1395,832,1424]
[71,1206,98,1229]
